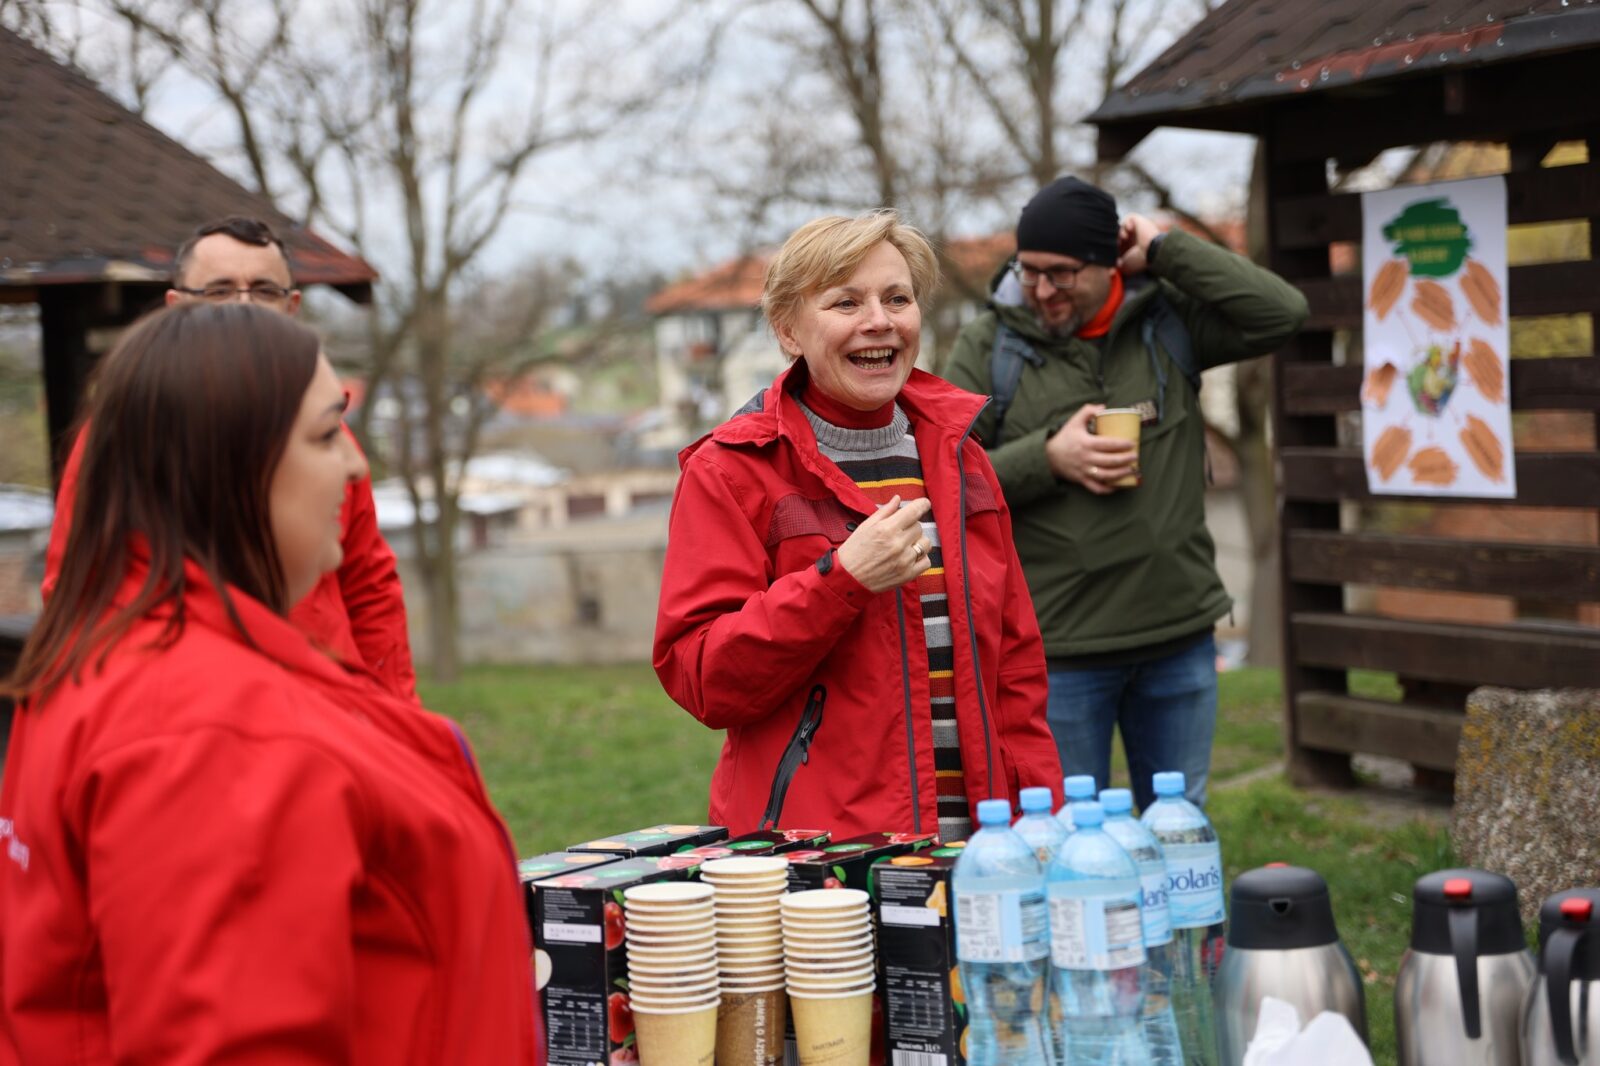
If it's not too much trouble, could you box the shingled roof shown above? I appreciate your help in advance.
[1090,0,1599,133]
[0,26,375,300]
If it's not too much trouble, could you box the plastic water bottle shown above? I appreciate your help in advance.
[1141,771,1224,1066]
[1101,787,1183,1066]
[953,799,1052,1065]
[1055,774,1098,832]
[1046,801,1148,1064]
[1015,786,1068,867]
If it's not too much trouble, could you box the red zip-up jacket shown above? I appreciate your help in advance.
[0,556,542,1064]
[44,424,418,701]
[653,364,1061,838]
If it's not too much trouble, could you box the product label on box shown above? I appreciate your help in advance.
[541,922,602,944]
[891,1051,950,1065]
[544,985,607,1063]
[1046,888,1145,971]
[1162,842,1225,928]
[1138,868,1173,946]
[881,904,941,927]
[954,888,1048,963]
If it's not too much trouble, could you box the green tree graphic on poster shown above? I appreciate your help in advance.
[1382,198,1473,277]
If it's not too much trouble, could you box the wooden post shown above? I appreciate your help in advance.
[37,285,96,490]
[1267,110,1356,788]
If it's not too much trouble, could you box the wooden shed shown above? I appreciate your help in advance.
[1090,0,1600,786]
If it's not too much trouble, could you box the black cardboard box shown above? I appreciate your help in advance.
[873,846,969,1065]
[784,831,938,894]
[564,822,727,858]
[713,827,832,856]
[531,852,709,1065]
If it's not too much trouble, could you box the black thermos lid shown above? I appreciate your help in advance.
[1410,868,1525,955]
[1538,889,1600,980]
[1227,864,1342,950]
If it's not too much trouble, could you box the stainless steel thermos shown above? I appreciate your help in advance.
[1396,868,1536,1066]
[1213,864,1367,1065]
[1522,889,1600,1066]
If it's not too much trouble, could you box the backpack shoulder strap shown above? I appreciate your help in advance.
[988,323,1045,442]
[1144,290,1200,395]
[1140,289,1213,484]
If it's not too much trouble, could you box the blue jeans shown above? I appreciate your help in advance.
[1045,634,1218,813]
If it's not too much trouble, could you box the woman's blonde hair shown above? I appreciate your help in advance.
[761,210,941,335]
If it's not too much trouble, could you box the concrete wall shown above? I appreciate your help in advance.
[400,513,668,665]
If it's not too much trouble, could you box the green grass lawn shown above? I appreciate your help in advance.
[421,663,1448,1066]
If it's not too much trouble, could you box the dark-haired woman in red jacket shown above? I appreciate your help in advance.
[0,303,542,1064]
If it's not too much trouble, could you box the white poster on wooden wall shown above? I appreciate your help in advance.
[1360,175,1514,498]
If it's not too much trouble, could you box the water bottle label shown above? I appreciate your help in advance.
[1163,842,1224,928]
[1138,868,1173,946]
[1046,888,1146,971]
[954,888,1049,963]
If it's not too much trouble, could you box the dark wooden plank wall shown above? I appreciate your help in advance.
[1267,64,1600,784]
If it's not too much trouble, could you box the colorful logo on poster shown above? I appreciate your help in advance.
[1382,198,1472,277]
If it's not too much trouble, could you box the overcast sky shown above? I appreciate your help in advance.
[40,0,1257,280]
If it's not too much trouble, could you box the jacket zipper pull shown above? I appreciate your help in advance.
[799,685,826,764]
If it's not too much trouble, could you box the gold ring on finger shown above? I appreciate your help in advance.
[912,542,924,561]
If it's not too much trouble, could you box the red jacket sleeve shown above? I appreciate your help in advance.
[71,722,366,1064]
[335,429,417,701]
[40,424,89,603]
[652,452,872,731]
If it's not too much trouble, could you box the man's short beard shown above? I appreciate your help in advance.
[1039,310,1082,338]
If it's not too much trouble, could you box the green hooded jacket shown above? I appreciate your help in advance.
[940,229,1309,658]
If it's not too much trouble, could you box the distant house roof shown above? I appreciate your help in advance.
[645,225,1246,316]
[646,255,768,316]
[0,26,376,301]
[1089,0,1592,133]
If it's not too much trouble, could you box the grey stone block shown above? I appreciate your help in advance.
[1452,687,1600,925]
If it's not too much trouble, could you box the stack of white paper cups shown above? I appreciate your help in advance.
[622,882,719,1066]
[701,857,790,1066]
[781,888,875,1064]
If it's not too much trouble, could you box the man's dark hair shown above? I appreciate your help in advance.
[171,216,293,287]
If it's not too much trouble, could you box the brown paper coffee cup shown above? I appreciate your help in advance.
[716,987,789,1066]
[789,989,872,1064]
[1090,407,1142,488]
[633,1001,718,1066]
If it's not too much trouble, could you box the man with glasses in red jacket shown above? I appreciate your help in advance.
[43,216,418,701]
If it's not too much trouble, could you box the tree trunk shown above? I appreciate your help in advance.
[1241,140,1283,668]
[425,520,461,683]
[415,290,463,682]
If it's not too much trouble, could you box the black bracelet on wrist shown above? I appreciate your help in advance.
[1147,232,1167,268]
[815,548,836,576]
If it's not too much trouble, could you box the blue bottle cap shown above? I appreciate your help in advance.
[1099,788,1133,814]
[976,799,1012,825]
[1064,774,1097,800]
[1019,787,1053,813]
[1072,801,1104,827]
[1152,771,1186,797]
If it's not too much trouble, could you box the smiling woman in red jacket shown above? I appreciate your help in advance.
[653,212,1062,842]
[0,304,541,1064]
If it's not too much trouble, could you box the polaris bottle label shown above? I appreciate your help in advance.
[954,888,1049,963]
[1162,842,1225,928]
[1138,867,1174,946]
[1046,888,1146,971]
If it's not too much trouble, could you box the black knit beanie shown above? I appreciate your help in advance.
[1015,176,1120,265]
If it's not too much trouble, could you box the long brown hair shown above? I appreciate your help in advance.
[5,303,321,701]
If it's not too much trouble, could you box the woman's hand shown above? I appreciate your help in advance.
[836,495,933,593]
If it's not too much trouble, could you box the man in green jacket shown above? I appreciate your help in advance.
[941,176,1308,811]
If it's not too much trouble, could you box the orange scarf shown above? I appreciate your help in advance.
[1075,269,1124,339]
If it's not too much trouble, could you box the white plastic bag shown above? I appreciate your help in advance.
[1241,996,1375,1066]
